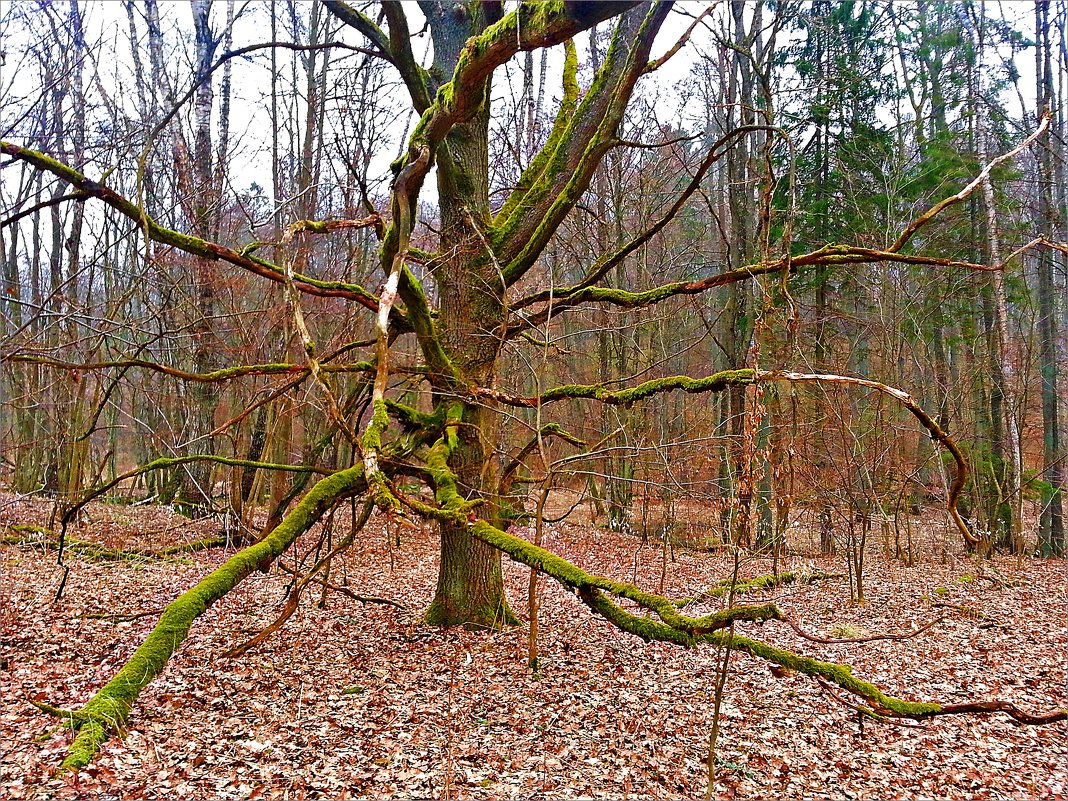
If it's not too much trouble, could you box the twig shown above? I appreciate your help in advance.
[890,113,1051,253]
[781,615,946,644]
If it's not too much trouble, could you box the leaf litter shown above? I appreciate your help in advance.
[0,492,1065,799]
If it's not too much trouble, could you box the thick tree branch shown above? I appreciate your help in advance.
[52,467,368,771]
[512,124,777,311]
[475,368,757,408]
[420,426,1066,727]
[0,142,398,320]
[321,1,393,61]
[323,2,437,113]
[509,245,993,335]
[493,39,580,225]
[493,5,673,285]
[382,2,434,112]
[400,0,642,162]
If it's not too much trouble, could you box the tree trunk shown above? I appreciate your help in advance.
[418,1,513,627]
[1035,0,1065,555]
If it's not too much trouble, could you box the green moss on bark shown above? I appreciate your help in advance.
[54,465,366,771]
[676,570,843,607]
[539,370,755,406]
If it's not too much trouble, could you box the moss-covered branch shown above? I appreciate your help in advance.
[494,5,672,286]
[380,3,434,112]
[2,526,224,562]
[362,399,399,512]
[676,570,843,607]
[3,354,373,383]
[493,38,580,225]
[51,466,366,771]
[509,244,992,334]
[476,369,757,408]
[509,124,778,305]
[477,518,1063,724]
[0,142,400,324]
[480,366,976,546]
[323,2,436,113]
[419,428,1065,727]
[411,1,640,147]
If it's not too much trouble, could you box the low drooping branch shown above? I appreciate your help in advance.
[751,370,978,547]
[478,367,978,547]
[779,614,946,646]
[420,427,1066,727]
[40,466,367,771]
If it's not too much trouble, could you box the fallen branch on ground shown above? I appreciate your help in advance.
[2,526,224,562]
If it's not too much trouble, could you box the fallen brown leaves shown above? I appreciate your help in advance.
[0,492,1064,799]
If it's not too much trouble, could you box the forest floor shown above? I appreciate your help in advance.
[0,491,1065,800]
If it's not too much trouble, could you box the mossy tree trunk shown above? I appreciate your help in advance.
[412,2,509,627]
[391,1,669,627]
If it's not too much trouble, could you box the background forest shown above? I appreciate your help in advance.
[0,0,1066,797]
[1,0,1064,556]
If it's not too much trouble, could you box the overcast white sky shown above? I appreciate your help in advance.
[0,1,1043,219]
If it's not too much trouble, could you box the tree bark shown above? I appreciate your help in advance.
[1035,0,1065,556]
